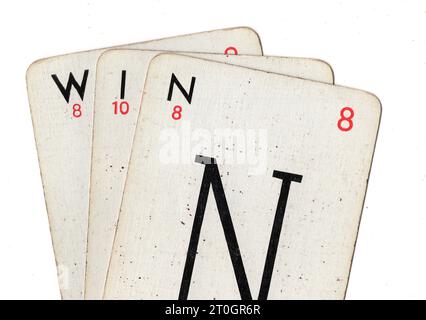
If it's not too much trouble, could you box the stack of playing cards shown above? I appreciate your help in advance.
[26,27,381,300]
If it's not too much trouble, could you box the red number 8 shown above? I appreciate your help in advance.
[337,107,354,132]
[72,103,82,118]
[172,105,182,120]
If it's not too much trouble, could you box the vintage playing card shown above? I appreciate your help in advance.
[87,49,334,299]
[104,54,381,299]
[26,27,262,300]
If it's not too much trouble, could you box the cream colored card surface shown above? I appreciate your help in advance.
[87,50,334,299]
[26,27,262,300]
[104,54,380,300]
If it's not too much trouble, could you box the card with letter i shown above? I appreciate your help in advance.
[26,27,262,300]
[104,54,381,299]
[87,49,334,299]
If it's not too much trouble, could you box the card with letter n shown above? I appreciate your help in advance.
[26,27,262,300]
[87,49,334,300]
[104,54,381,300]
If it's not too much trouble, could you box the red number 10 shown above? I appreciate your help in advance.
[113,101,130,115]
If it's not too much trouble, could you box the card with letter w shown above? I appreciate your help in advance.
[104,54,381,300]
[26,27,261,300]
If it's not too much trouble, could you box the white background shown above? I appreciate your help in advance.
[0,0,425,299]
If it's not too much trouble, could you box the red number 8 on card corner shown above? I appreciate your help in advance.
[337,106,354,132]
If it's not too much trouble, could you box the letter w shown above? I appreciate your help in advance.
[51,70,89,103]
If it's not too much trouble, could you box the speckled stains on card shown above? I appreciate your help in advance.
[103,54,379,299]
[28,28,263,300]
[87,50,336,299]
